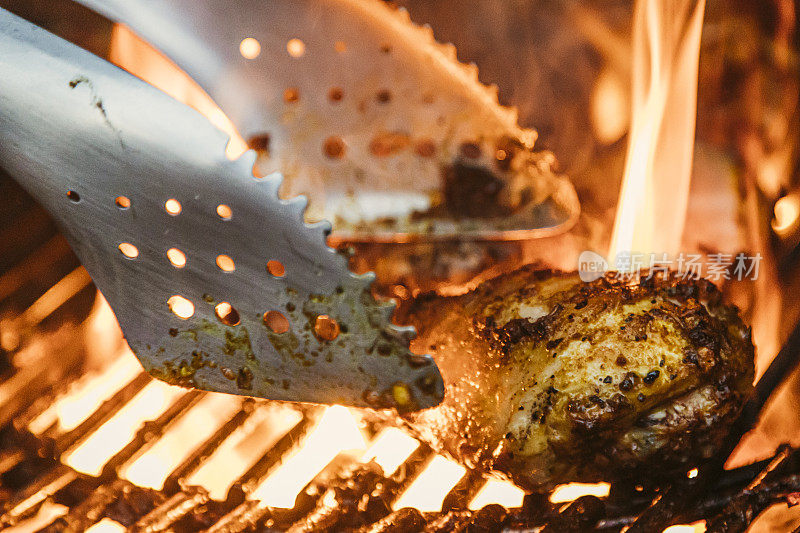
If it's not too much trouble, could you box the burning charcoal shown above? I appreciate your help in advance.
[200,500,270,533]
[358,507,426,532]
[540,495,605,532]
[465,504,509,532]
[44,479,130,532]
[422,510,471,531]
[270,487,320,529]
[172,499,235,532]
[132,487,211,532]
[285,463,385,532]
[105,484,166,527]
[704,475,800,533]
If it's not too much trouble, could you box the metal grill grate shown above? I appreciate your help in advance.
[1,174,800,533]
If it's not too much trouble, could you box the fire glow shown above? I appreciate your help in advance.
[469,479,526,510]
[85,518,127,533]
[608,0,706,261]
[28,350,142,435]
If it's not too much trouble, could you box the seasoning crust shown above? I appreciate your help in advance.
[400,267,755,490]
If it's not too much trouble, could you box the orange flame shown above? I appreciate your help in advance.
[608,0,706,261]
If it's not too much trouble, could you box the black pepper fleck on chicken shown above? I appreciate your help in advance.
[398,267,755,491]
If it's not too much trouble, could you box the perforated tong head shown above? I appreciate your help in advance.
[0,8,443,411]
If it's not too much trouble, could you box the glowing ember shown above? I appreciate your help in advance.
[549,482,611,504]
[85,518,127,533]
[28,350,142,434]
[469,479,525,510]
[186,404,302,500]
[360,427,419,476]
[393,455,466,512]
[664,522,706,533]
[772,193,800,235]
[249,406,366,508]
[109,24,247,159]
[62,380,184,476]
[608,0,706,260]
[121,393,242,490]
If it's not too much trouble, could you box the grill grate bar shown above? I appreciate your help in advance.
[4,390,204,530]
[0,332,85,430]
[162,398,255,493]
[380,443,436,505]
[131,485,211,533]
[41,478,131,533]
[0,234,73,306]
[0,448,26,476]
[99,390,204,481]
[204,499,268,533]
[53,372,152,452]
[190,407,323,530]
[235,406,321,496]
[0,463,78,528]
[357,507,426,532]
[441,470,487,511]
[14,384,64,436]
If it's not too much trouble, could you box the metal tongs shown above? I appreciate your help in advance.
[0,1,577,411]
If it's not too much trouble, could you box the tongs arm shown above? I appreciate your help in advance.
[0,8,443,411]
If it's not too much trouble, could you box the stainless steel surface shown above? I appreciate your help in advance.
[0,7,442,410]
[74,0,579,240]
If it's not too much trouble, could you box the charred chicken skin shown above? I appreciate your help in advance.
[399,267,754,491]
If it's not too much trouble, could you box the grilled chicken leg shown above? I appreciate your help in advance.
[399,267,754,490]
